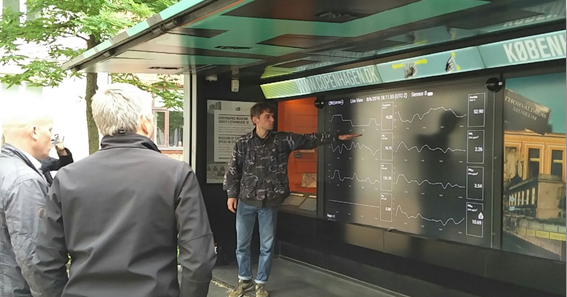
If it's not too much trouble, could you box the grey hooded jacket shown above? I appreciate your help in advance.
[0,144,48,297]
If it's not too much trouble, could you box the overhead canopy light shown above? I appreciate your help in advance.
[149,66,182,70]
[314,11,359,19]
[215,46,252,50]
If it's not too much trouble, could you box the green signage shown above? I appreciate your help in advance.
[478,30,566,68]
[261,65,381,99]
[261,30,566,99]
[377,47,484,83]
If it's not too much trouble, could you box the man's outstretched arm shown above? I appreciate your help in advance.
[283,132,362,151]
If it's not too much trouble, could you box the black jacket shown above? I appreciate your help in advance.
[40,148,73,185]
[32,133,216,297]
[223,129,336,207]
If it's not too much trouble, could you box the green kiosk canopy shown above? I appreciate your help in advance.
[63,0,565,85]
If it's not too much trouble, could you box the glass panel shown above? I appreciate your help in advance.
[168,110,183,147]
[551,150,564,177]
[154,111,166,146]
[26,5,39,21]
[528,148,540,178]
[528,148,540,159]
[26,85,43,99]
[2,83,19,96]
[3,0,20,12]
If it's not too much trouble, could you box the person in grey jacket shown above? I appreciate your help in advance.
[223,102,361,297]
[0,101,55,297]
[32,83,216,297]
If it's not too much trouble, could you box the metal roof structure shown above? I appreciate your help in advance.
[63,0,566,80]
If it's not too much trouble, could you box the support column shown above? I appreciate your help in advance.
[182,72,198,171]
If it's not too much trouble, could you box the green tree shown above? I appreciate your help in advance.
[0,0,182,154]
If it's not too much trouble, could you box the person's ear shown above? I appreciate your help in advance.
[31,126,39,140]
[140,117,154,139]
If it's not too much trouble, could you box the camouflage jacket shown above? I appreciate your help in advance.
[223,129,336,207]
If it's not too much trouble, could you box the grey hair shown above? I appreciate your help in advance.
[92,83,154,136]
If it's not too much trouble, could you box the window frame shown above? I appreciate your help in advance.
[547,145,565,180]
[524,143,545,179]
[153,108,170,148]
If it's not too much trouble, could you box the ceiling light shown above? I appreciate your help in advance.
[215,46,252,50]
[149,66,181,70]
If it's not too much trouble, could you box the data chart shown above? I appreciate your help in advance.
[323,79,494,247]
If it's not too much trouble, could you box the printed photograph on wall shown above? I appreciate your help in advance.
[502,72,566,261]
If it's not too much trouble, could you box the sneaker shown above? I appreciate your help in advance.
[228,279,254,297]
[255,284,269,297]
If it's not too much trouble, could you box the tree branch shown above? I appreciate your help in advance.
[73,34,89,42]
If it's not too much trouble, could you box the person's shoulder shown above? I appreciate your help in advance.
[243,131,254,139]
[135,151,193,172]
[156,154,191,169]
[2,168,46,197]
[273,131,295,138]
[57,150,193,183]
[0,154,41,182]
[236,131,254,144]
[150,156,194,180]
[53,151,113,175]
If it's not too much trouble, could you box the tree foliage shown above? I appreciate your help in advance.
[0,0,182,154]
[111,73,184,110]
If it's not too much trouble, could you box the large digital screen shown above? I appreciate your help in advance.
[322,78,496,247]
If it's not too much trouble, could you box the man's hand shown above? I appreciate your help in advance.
[54,136,68,156]
[227,198,237,213]
[338,134,362,141]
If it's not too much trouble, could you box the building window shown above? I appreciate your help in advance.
[2,0,20,13]
[504,147,518,180]
[154,111,166,147]
[551,150,564,178]
[168,110,183,147]
[25,83,42,98]
[152,108,184,148]
[1,83,18,96]
[527,148,540,178]
[2,0,36,21]
[25,2,39,21]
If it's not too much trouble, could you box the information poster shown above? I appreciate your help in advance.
[213,110,252,162]
[502,72,566,261]
[207,100,256,183]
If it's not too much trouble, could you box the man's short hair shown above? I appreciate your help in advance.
[92,83,154,136]
[250,102,275,120]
